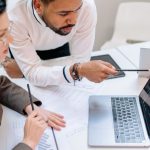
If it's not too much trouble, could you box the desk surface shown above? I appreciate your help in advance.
[116,41,150,68]
[0,47,149,150]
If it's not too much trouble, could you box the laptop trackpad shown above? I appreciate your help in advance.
[88,96,115,146]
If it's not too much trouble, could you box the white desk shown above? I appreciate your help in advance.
[0,48,149,150]
[116,41,150,68]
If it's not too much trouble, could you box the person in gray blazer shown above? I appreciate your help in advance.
[0,75,45,150]
[0,1,65,149]
[0,75,65,150]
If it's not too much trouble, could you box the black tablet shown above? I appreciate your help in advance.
[91,54,125,79]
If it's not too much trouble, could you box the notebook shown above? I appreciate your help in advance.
[91,54,125,79]
[88,79,150,147]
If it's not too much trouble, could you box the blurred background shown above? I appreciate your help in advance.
[94,0,150,50]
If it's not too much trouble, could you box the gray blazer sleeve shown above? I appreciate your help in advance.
[12,143,32,150]
[0,75,42,115]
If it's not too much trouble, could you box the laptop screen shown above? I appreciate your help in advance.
[139,79,150,137]
[139,79,150,106]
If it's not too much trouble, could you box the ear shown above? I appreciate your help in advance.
[33,0,44,15]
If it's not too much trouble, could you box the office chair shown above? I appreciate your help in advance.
[101,2,150,50]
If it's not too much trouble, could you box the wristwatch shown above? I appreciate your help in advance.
[71,63,82,81]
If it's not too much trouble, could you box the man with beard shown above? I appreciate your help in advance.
[6,0,117,87]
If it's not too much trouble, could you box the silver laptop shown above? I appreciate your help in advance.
[88,79,150,147]
[138,48,150,78]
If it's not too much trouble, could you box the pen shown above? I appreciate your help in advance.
[27,84,34,110]
[52,128,59,150]
[27,84,59,150]
[116,69,149,72]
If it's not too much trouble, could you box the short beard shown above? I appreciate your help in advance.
[51,24,75,36]
[42,16,75,36]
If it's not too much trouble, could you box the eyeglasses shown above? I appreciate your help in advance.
[0,21,13,50]
[0,34,13,49]
[0,22,13,65]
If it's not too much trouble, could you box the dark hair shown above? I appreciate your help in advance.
[0,0,6,14]
[41,0,55,5]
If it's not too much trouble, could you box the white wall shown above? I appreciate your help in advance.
[94,0,150,50]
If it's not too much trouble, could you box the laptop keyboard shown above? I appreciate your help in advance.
[111,97,145,143]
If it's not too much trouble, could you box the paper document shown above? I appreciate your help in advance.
[0,106,70,150]
[37,128,57,150]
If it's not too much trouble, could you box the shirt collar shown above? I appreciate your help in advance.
[29,0,47,27]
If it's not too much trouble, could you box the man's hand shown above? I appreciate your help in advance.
[75,60,118,83]
[2,57,24,78]
[25,104,66,131]
[23,111,48,150]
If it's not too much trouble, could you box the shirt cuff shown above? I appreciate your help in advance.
[23,98,42,115]
[64,65,74,83]
[12,143,32,150]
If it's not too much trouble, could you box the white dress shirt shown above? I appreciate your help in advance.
[8,0,97,87]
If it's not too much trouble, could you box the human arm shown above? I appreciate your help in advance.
[13,111,48,150]
[0,75,66,130]
[0,75,41,114]
[2,56,24,78]
[25,104,66,131]
[69,60,118,83]
[12,143,32,150]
